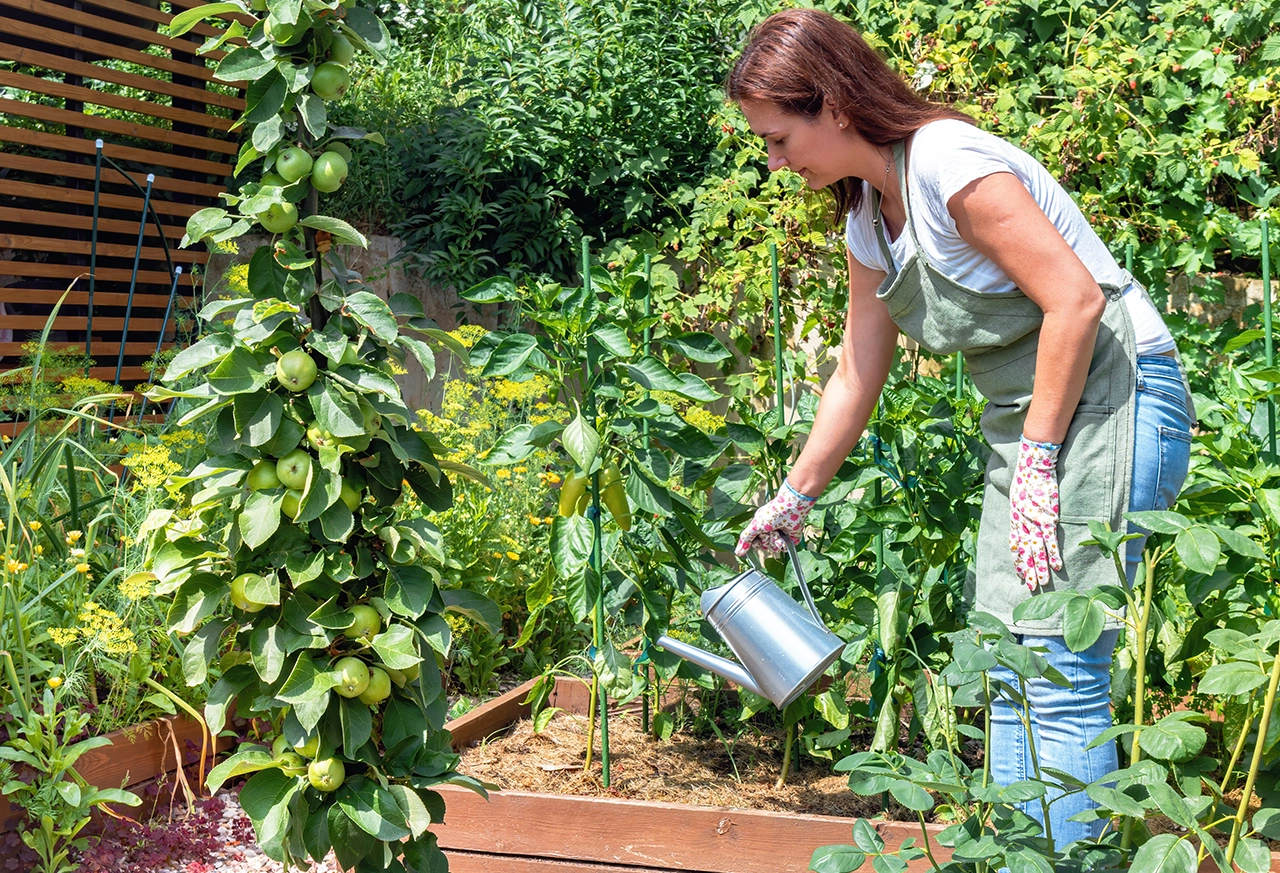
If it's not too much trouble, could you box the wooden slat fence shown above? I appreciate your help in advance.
[0,0,240,396]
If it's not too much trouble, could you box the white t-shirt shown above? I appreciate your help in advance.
[845,119,1174,356]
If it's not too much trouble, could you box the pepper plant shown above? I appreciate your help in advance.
[149,1,486,870]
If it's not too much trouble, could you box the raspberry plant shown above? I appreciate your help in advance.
[150,2,487,870]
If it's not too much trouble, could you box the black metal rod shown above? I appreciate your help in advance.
[136,266,182,425]
[108,174,154,424]
[87,139,103,369]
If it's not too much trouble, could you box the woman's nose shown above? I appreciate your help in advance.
[767,152,787,172]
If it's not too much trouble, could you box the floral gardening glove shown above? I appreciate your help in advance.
[1009,436,1064,591]
[734,479,818,557]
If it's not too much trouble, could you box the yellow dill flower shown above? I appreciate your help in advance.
[118,574,153,600]
[492,375,550,404]
[60,375,112,399]
[65,530,83,545]
[684,406,726,435]
[121,441,180,488]
[447,325,488,349]
[48,627,79,647]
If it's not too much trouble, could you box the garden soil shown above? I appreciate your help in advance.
[456,706,900,819]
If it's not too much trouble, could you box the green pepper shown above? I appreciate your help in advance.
[558,471,589,517]
[599,464,632,531]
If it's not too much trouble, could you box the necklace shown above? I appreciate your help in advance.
[871,150,892,228]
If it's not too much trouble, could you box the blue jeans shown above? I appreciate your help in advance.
[988,354,1193,848]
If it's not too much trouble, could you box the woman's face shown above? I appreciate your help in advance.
[739,99,847,189]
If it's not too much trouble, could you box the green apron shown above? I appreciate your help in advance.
[870,141,1137,633]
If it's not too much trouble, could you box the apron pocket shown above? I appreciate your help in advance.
[1058,404,1117,523]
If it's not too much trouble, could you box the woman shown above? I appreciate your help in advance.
[730,8,1193,848]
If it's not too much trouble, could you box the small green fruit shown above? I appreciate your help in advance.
[259,201,298,234]
[340,480,361,511]
[276,349,318,392]
[334,657,370,698]
[358,667,392,705]
[328,34,355,65]
[230,573,267,613]
[276,448,312,491]
[294,735,320,758]
[281,489,303,520]
[276,751,308,777]
[345,604,380,641]
[276,147,313,183]
[247,460,281,491]
[310,151,348,193]
[311,62,351,102]
[307,757,345,792]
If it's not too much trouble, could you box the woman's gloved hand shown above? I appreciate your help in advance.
[1009,436,1064,591]
[734,479,818,557]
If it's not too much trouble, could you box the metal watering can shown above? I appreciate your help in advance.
[655,534,845,709]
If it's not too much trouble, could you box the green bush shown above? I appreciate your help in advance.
[389,0,740,289]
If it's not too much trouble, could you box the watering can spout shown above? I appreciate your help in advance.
[654,634,765,698]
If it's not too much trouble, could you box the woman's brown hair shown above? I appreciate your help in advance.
[727,8,974,222]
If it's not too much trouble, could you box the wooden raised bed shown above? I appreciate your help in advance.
[0,712,218,834]
[437,678,935,873]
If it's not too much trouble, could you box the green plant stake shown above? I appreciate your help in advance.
[641,253,652,736]
[770,241,784,426]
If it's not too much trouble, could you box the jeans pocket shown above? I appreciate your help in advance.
[1156,426,1192,510]
[1058,404,1117,522]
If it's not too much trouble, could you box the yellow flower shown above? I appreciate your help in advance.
[27,521,41,532]
[513,466,528,474]
[33,545,43,556]
[118,574,154,600]
[543,516,554,525]
[528,515,542,525]
[65,530,82,545]
[75,562,91,574]
[546,473,562,485]
[496,469,511,479]
[48,627,79,647]
[491,551,503,559]
[506,551,520,561]
[46,677,62,689]
[6,559,27,573]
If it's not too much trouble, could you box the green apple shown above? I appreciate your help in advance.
[311,62,351,102]
[230,573,267,613]
[247,459,281,491]
[307,757,345,792]
[328,34,355,65]
[357,667,391,705]
[358,397,381,433]
[338,433,371,453]
[345,604,380,641]
[401,662,420,681]
[275,147,314,183]
[260,171,287,187]
[294,735,320,758]
[306,423,340,451]
[276,751,308,777]
[326,343,361,370]
[333,656,370,698]
[339,480,362,511]
[281,489,302,520]
[276,449,312,490]
[276,349,318,392]
[263,15,301,45]
[259,201,298,234]
[250,0,267,10]
[310,151,348,193]
[271,735,290,757]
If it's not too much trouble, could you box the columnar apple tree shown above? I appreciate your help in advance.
[151,2,487,870]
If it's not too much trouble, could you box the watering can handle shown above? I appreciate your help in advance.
[748,532,826,628]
